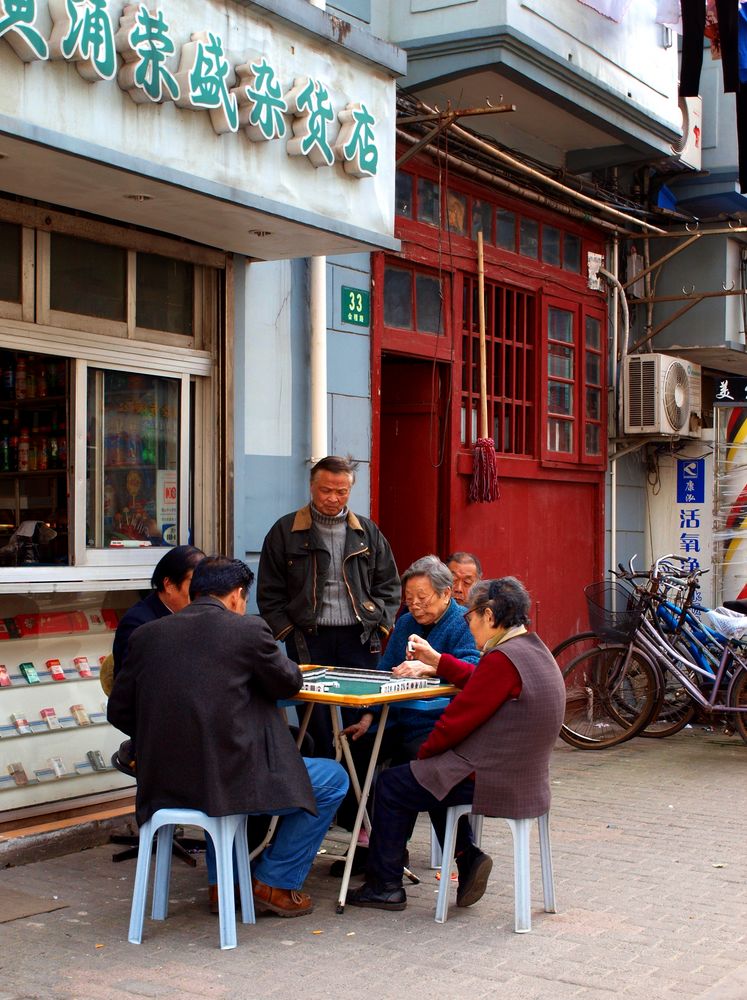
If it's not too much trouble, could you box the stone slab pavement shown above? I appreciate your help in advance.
[0,726,746,1000]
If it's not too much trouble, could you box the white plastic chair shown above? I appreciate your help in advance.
[434,804,556,933]
[128,808,255,950]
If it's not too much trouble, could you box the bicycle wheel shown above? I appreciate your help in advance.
[640,644,697,738]
[727,666,747,744]
[560,644,661,749]
[552,631,600,673]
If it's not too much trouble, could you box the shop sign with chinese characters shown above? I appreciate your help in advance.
[0,1,396,242]
[713,377,747,405]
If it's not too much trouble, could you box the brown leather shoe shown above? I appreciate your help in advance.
[252,877,314,917]
[208,884,241,915]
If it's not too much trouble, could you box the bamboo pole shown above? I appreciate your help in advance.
[477,230,488,440]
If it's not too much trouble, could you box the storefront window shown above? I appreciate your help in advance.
[472,200,492,242]
[496,210,515,250]
[383,267,413,329]
[395,171,413,218]
[519,218,539,258]
[50,234,126,321]
[446,191,467,236]
[584,315,603,457]
[0,222,21,303]
[417,178,440,226]
[415,274,443,334]
[86,369,180,550]
[136,253,193,335]
[547,306,575,455]
[564,233,581,272]
[542,226,561,266]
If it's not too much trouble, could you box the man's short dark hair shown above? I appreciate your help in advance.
[189,556,255,599]
[310,455,358,482]
[446,551,483,577]
[151,545,205,591]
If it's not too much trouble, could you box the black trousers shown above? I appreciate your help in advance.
[680,0,740,96]
[286,624,380,758]
[364,762,477,888]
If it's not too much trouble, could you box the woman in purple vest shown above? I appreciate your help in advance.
[346,576,566,912]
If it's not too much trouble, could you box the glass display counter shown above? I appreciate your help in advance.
[0,590,139,814]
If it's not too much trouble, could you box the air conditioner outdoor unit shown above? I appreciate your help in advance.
[671,96,702,171]
[624,353,702,438]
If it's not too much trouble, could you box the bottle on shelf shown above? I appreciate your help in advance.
[1,357,14,400]
[0,421,9,472]
[25,356,36,399]
[15,356,26,400]
[17,428,29,471]
[37,362,47,398]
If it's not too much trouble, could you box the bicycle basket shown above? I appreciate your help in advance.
[584,581,642,642]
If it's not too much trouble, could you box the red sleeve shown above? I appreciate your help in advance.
[418,649,522,759]
[437,652,478,688]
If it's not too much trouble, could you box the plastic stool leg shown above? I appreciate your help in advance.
[434,803,472,924]
[214,816,238,950]
[507,818,532,933]
[128,817,155,945]
[470,814,484,848]
[537,813,556,913]
[430,824,442,869]
[233,817,255,925]
[151,823,175,920]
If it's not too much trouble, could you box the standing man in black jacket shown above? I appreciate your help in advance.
[257,455,401,757]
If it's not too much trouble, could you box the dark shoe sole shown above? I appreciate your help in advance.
[254,900,314,918]
[456,853,493,907]
[346,896,407,911]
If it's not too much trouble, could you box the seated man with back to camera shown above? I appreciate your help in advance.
[107,556,349,918]
[346,576,566,911]
[446,551,483,607]
[334,555,479,863]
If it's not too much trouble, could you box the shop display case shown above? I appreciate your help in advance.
[0,591,137,812]
[0,349,69,563]
[86,369,181,550]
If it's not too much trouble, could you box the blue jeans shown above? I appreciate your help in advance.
[206,757,348,890]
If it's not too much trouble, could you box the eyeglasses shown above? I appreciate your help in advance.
[405,591,438,609]
[463,604,490,624]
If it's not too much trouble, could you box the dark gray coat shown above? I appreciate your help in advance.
[410,632,565,819]
[107,596,316,826]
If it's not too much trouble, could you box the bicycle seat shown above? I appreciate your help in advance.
[723,599,747,615]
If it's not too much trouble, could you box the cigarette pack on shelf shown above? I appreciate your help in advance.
[86,749,107,771]
[48,756,67,778]
[7,761,29,785]
[11,712,31,734]
[0,665,11,687]
[40,707,61,730]
[70,704,91,726]
[74,656,92,678]
[46,658,66,681]
[19,661,40,684]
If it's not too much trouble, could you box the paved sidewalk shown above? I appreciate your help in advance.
[1,727,746,1000]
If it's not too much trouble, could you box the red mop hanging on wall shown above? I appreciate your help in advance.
[469,230,500,503]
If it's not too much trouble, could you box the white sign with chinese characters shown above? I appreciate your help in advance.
[0,0,396,246]
[645,433,714,610]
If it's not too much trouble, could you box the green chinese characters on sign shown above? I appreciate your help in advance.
[342,286,370,327]
[49,0,116,82]
[234,57,287,142]
[286,75,335,168]
[116,4,179,104]
[174,29,239,134]
[334,102,378,178]
[0,0,48,61]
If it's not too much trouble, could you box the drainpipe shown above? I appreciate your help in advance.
[608,242,619,578]
[309,0,327,464]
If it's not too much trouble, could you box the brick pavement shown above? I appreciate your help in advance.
[1,727,746,1000]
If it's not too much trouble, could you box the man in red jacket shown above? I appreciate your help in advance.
[346,576,565,912]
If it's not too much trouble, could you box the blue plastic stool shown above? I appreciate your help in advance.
[434,805,556,933]
[128,808,255,950]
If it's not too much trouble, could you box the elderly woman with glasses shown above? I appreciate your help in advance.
[341,554,479,758]
[346,576,565,912]
[332,556,479,860]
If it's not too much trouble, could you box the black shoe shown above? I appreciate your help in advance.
[346,882,407,911]
[456,848,493,908]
